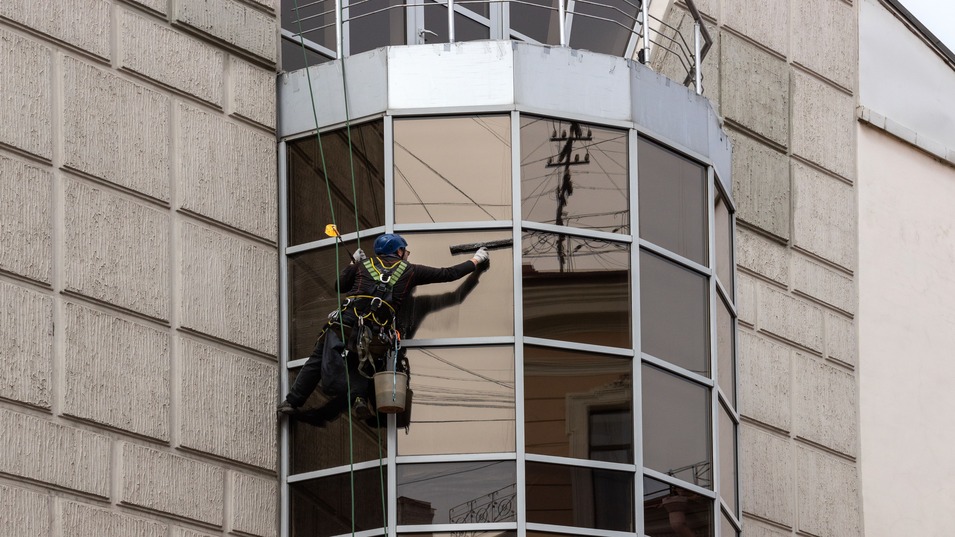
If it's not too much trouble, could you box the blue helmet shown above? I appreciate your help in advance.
[373,233,408,255]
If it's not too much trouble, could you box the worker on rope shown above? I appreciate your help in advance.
[278,233,490,421]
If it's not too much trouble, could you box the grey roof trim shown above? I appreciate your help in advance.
[880,0,955,69]
[858,105,955,167]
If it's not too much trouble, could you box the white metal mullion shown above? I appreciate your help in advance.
[393,220,514,232]
[511,110,527,537]
[279,141,291,537]
[643,467,716,500]
[630,128,644,536]
[384,114,398,537]
[521,220,633,243]
[638,238,710,277]
[640,352,713,388]
[525,453,636,473]
[396,452,518,464]
[707,166,721,536]
[523,336,634,357]
[526,522,636,537]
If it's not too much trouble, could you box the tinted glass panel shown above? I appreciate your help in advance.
[642,365,711,488]
[423,4,491,43]
[395,116,511,223]
[719,405,738,514]
[290,469,387,537]
[638,138,707,265]
[398,231,514,339]
[288,121,385,245]
[524,346,632,461]
[523,231,630,347]
[406,533,515,537]
[288,369,387,474]
[715,193,733,295]
[640,249,709,375]
[282,0,336,51]
[288,244,359,361]
[526,462,634,532]
[282,38,333,71]
[716,295,735,405]
[396,462,516,525]
[521,117,629,233]
[643,476,713,537]
[509,0,561,44]
[567,0,640,56]
[348,0,406,55]
[721,512,739,537]
[398,346,515,455]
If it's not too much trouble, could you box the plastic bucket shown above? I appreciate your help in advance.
[374,371,408,413]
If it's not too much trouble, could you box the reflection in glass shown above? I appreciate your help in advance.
[524,346,632,462]
[642,365,711,488]
[715,193,734,295]
[288,245,359,361]
[638,138,707,265]
[640,249,709,375]
[522,231,630,347]
[423,4,491,43]
[526,462,634,532]
[282,0,336,52]
[288,121,385,245]
[290,469,387,537]
[406,533,515,537]
[719,406,738,514]
[395,116,511,223]
[521,116,629,233]
[509,0,562,44]
[281,38,333,71]
[716,295,735,405]
[348,0,406,55]
[396,462,516,525]
[288,370,386,474]
[643,476,713,537]
[399,347,515,456]
[721,513,738,537]
[397,231,514,339]
[568,0,640,56]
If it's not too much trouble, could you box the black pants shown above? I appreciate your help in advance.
[286,325,371,408]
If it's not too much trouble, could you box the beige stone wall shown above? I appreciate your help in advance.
[661,0,863,535]
[0,1,278,536]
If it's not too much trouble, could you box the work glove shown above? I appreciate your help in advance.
[352,248,366,263]
[472,247,489,264]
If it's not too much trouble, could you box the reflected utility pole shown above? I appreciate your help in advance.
[546,122,591,272]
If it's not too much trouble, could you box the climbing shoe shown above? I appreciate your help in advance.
[351,397,373,421]
[276,401,298,417]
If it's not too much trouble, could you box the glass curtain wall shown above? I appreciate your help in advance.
[281,113,738,537]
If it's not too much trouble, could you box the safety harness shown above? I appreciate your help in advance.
[340,257,408,379]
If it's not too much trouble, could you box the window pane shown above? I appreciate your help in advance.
[638,138,707,265]
[282,0,336,51]
[640,249,709,375]
[716,295,735,405]
[721,512,738,537]
[642,365,711,488]
[396,462,516,525]
[509,0,561,44]
[288,121,385,246]
[405,533,515,537]
[348,0,406,55]
[398,346,515,456]
[398,230,514,339]
[288,369,387,474]
[567,0,639,56]
[422,3,491,43]
[395,116,511,223]
[643,476,713,537]
[524,346,632,462]
[281,38,333,71]
[289,244,359,361]
[521,117,629,233]
[715,193,733,295]
[290,469,387,537]
[523,230,631,347]
[526,462,634,532]
[719,405,738,514]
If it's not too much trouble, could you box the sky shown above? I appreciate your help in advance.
[900,0,955,51]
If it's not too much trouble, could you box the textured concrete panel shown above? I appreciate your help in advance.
[0,408,110,496]
[0,483,50,536]
[739,331,791,431]
[120,11,224,105]
[0,0,110,58]
[124,0,167,14]
[741,520,790,537]
[737,272,757,326]
[63,57,170,201]
[0,281,53,408]
[723,0,789,56]
[0,29,53,159]
[791,72,855,180]
[63,302,169,440]
[758,285,823,352]
[794,354,857,456]
[793,0,856,89]
[792,254,855,314]
[178,105,277,240]
[793,162,856,270]
[63,501,167,537]
[721,33,789,146]
[0,155,52,283]
[180,223,277,354]
[796,446,862,537]
[231,472,277,537]
[737,227,789,286]
[121,443,224,525]
[172,0,276,63]
[64,180,169,319]
[825,312,857,367]
[730,131,790,240]
[171,529,218,537]
[231,57,276,128]
[741,425,794,526]
[180,339,276,469]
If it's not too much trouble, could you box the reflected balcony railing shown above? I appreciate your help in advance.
[448,483,517,532]
[282,0,712,94]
